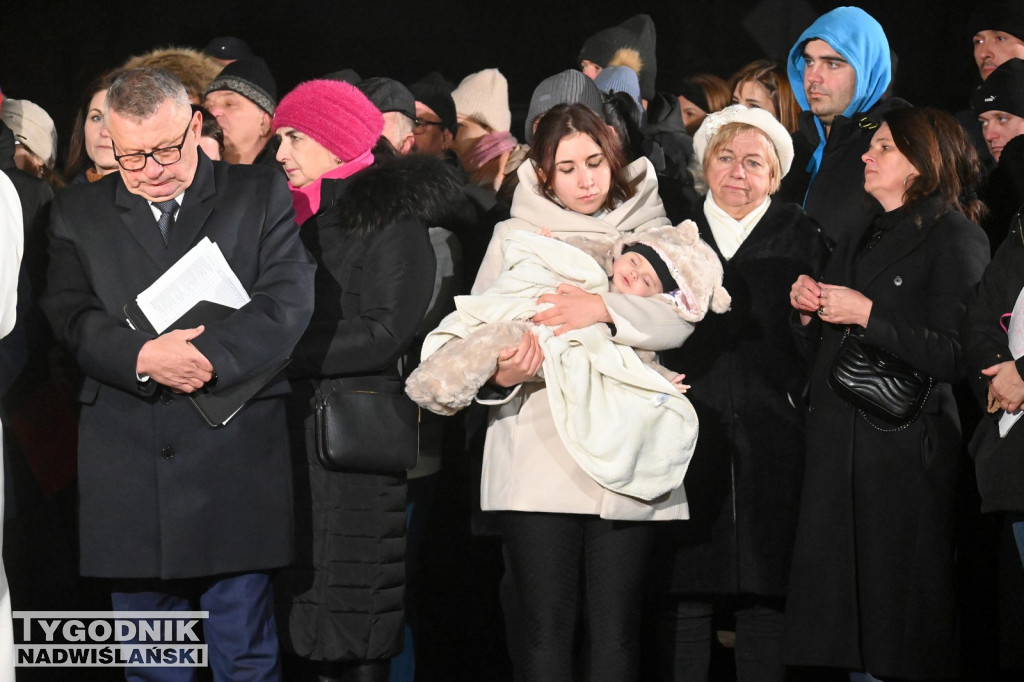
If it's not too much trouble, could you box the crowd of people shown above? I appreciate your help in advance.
[2,3,1024,682]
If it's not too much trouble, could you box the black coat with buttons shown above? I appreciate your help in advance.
[782,197,989,679]
[42,152,316,580]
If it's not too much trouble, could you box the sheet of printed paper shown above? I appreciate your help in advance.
[136,237,249,333]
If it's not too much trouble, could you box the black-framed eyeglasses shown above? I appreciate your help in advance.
[112,117,193,171]
[413,118,444,134]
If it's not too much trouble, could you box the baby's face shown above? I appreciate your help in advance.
[612,251,663,296]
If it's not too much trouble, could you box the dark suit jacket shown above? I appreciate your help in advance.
[43,152,315,579]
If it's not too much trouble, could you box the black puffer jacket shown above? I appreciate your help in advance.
[275,154,463,663]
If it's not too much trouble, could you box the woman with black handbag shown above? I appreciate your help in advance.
[784,108,990,681]
[268,79,463,682]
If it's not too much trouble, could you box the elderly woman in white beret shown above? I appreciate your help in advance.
[657,105,829,682]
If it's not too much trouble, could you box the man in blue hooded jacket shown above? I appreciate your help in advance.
[778,7,905,246]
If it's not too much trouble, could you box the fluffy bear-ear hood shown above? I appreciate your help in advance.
[621,220,730,322]
[327,153,471,236]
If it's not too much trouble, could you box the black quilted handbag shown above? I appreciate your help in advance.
[827,328,934,431]
[311,375,419,474]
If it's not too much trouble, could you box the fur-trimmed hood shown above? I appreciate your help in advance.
[322,153,471,236]
[121,47,222,102]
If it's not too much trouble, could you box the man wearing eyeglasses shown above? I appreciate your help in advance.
[42,67,314,681]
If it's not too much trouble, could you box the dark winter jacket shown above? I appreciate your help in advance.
[778,97,909,246]
[662,199,828,597]
[783,197,989,679]
[0,121,51,301]
[966,215,1024,511]
[641,92,700,223]
[276,154,461,663]
[978,134,1024,255]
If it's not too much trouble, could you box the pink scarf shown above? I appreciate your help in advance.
[466,131,516,172]
[290,149,375,225]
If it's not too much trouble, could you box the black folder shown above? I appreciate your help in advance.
[124,299,288,427]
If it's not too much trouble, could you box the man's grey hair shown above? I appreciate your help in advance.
[383,111,415,151]
[106,68,190,121]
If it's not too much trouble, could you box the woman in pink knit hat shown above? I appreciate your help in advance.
[270,79,465,682]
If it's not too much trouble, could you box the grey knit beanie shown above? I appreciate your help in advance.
[525,70,604,144]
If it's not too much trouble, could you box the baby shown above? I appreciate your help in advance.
[405,220,730,417]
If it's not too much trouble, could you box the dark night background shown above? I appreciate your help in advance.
[0,0,985,171]
[0,1,1006,680]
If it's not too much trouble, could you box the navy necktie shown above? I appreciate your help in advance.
[154,199,178,245]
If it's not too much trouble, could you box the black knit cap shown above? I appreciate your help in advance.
[324,68,362,84]
[969,1,1024,41]
[356,77,417,120]
[204,57,277,115]
[410,72,458,136]
[202,36,254,62]
[972,57,1024,116]
[675,80,709,114]
[621,243,677,294]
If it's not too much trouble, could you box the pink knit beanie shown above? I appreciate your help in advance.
[273,79,384,162]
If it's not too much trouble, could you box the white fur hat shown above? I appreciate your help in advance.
[692,104,794,178]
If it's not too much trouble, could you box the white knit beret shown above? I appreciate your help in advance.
[692,104,794,178]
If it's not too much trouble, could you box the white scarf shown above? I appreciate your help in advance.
[703,193,771,260]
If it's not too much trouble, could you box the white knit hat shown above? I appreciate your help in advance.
[692,104,794,178]
[1,98,58,170]
[451,68,511,133]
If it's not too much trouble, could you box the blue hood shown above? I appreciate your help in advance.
[787,6,891,195]
[787,6,891,118]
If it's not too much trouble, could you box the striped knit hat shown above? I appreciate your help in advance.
[204,57,277,115]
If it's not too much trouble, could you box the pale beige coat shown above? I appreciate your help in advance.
[472,157,693,521]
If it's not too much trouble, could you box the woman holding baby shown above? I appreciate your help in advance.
[470,102,698,681]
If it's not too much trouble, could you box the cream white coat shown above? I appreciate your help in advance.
[0,172,23,680]
[472,157,693,520]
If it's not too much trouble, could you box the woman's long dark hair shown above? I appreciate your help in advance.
[64,71,118,179]
[530,103,633,212]
[885,107,987,225]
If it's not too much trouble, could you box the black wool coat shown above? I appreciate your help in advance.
[782,198,990,679]
[662,199,829,598]
[274,155,457,663]
[42,153,315,579]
